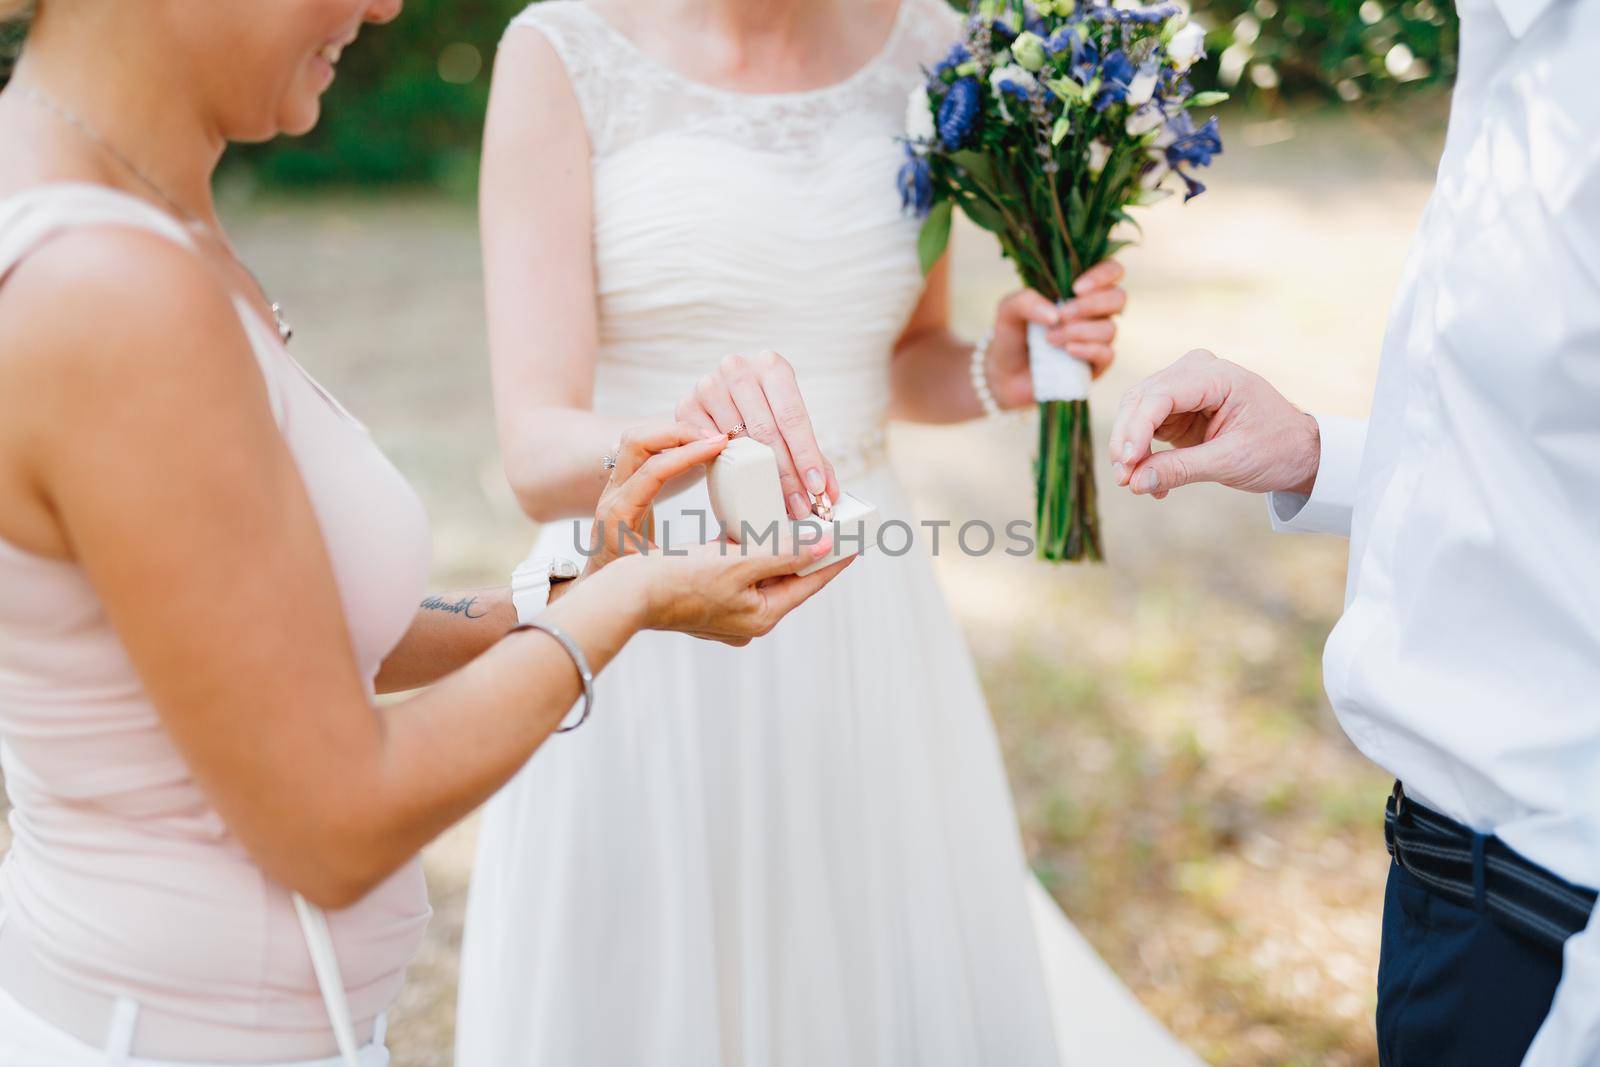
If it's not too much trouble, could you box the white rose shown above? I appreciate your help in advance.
[988,64,1039,121]
[1126,102,1165,137]
[1141,155,1170,188]
[1126,66,1159,108]
[1088,139,1112,175]
[989,63,1039,97]
[905,84,935,145]
[1167,22,1206,71]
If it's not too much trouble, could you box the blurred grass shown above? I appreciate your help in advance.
[0,100,1446,1066]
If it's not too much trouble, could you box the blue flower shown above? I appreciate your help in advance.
[933,42,970,79]
[1166,113,1222,167]
[897,146,934,217]
[1070,35,1099,82]
[1164,113,1223,200]
[1045,26,1077,56]
[1094,49,1135,110]
[996,76,1034,103]
[1113,2,1182,23]
[937,77,981,149]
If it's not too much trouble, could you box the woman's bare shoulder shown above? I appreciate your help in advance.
[0,226,245,386]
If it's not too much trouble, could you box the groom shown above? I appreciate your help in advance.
[1107,0,1598,1064]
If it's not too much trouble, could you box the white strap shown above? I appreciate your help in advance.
[103,996,139,1064]
[0,183,286,425]
[292,893,363,1067]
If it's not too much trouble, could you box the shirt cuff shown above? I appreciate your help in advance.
[1520,900,1600,1066]
[1266,414,1367,537]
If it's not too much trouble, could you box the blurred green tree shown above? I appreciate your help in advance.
[1186,0,1458,103]
[3,0,1455,189]
[226,0,527,189]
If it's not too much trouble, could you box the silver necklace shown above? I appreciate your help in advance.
[17,85,294,345]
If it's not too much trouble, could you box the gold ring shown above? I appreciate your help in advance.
[726,423,747,439]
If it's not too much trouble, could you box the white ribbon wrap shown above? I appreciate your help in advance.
[1028,322,1090,402]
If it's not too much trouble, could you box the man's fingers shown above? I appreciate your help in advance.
[612,421,720,483]
[1108,350,1225,468]
[1113,390,1177,473]
[755,351,833,506]
[1072,259,1125,294]
[1125,437,1233,495]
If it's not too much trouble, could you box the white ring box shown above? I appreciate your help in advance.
[706,436,878,577]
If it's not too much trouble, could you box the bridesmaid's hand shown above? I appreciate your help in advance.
[984,260,1127,409]
[586,422,728,576]
[633,537,852,647]
[675,350,840,520]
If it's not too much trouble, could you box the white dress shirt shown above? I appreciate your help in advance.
[1268,0,1600,1061]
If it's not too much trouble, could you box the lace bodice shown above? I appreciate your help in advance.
[507,0,959,158]
[503,0,961,472]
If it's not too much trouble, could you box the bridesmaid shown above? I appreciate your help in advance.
[0,1,845,1063]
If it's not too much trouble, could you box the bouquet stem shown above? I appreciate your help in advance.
[1035,398,1103,562]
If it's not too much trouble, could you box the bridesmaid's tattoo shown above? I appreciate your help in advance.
[421,595,488,620]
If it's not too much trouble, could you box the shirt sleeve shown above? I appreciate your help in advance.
[1266,414,1368,537]
[1520,900,1600,1066]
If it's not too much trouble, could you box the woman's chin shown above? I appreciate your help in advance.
[272,93,325,139]
[281,103,323,138]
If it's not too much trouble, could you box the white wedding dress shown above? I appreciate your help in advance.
[456,3,1199,1065]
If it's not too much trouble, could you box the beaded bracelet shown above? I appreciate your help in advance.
[969,329,1003,418]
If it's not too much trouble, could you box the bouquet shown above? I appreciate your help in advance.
[900,0,1224,562]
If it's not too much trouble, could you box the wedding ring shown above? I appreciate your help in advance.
[601,451,617,472]
[810,492,833,522]
[726,423,747,439]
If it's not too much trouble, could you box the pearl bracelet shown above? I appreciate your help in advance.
[969,329,1003,418]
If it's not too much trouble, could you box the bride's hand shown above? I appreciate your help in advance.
[585,421,729,575]
[675,350,840,520]
[985,260,1127,409]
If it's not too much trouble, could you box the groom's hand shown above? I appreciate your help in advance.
[1108,349,1321,500]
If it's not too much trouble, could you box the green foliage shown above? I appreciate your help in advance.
[4,0,1455,190]
[0,0,527,190]
[227,0,528,189]
[1188,0,1458,102]
[944,0,1457,103]
[0,16,27,82]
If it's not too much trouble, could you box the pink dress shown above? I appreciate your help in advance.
[0,185,432,1064]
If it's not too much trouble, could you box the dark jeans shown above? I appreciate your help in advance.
[1377,860,1564,1066]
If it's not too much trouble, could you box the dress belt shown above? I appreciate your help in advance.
[0,912,378,1063]
[1385,781,1597,952]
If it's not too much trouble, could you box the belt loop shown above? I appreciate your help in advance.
[1470,832,1488,912]
[104,996,139,1065]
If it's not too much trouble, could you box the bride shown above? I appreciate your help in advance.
[458,0,1198,1063]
